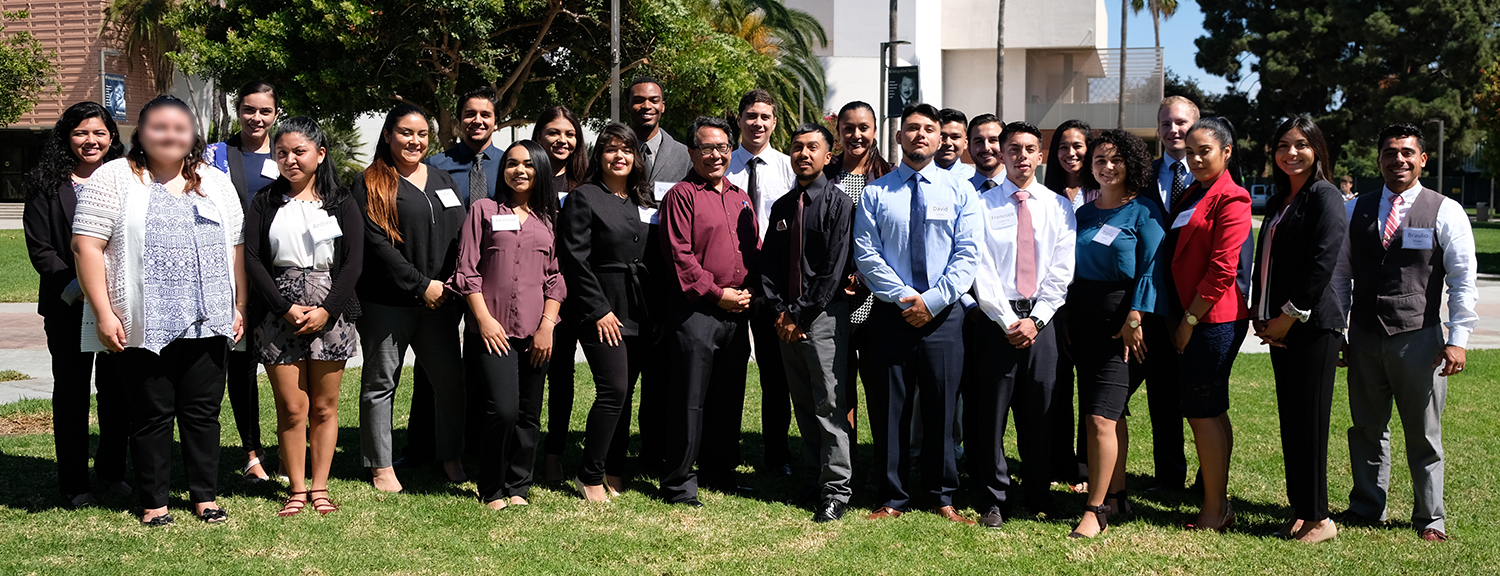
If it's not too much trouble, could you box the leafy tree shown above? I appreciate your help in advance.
[694,0,827,147]
[0,11,60,126]
[103,0,179,94]
[1130,0,1180,51]
[1477,63,1500,177]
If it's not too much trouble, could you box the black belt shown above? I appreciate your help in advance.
[1010,298,1036,317]
[593,261,650,320]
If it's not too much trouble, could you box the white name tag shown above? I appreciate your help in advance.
[1403,227,1434,250]
[988,210,1017,230]
[491,214,521,231]
[654,181,675,201]
[926,202,954,221]
[259,158,280,179]
[1171,207,1195,229]
[638,206,659,224]
[557,191,569,207]
[1093,224,1122,246]
[194,203,219,224]
[435,188,461,208]
[308,215,342,244]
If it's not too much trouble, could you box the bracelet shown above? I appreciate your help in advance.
[542,314,559,325]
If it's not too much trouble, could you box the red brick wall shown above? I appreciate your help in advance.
[8,0,159,128]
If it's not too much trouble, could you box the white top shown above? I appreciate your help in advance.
[269,196,336,270]
[938,160,977,181]
[1156,155,1195,207]
[1330,181,1478,348]
[970,177,1077,329]
[72,158,244,353]
[726,145,796,238]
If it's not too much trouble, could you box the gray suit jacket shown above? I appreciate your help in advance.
[647,128,693,184]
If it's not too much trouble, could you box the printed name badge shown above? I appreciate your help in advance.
[1171,207,1195,229]
[435,188,461,208]
[654,181,675,201]
[926,202,954,221]
[988,210,1017,230]
[308,216,343,244]
[260,158,280,179]
[194,202,219,224]
[638,206,660,224]
[1403,227,1434,250]
[1093,224,1122,246]
[491,214,521,231]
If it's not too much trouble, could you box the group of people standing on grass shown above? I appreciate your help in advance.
[23,78,1474,543]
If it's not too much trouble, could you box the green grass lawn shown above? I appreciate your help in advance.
[1472,223,1500,275]
[0,230,40,303]
[2,351,1499,575]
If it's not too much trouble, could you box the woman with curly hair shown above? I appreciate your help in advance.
[23,101,130,508]
[1065,129,1166,538]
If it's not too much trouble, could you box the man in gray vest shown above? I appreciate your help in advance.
[1331,123,1477,542]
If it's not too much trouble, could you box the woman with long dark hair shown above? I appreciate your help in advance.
[532,104,589,482]
[354,104,468,493]
[1044,119,1096,209]
[450,140,565,509]
[1043,119,1095,490]
[73,95,245,525]
[24,101,129,508]
[205,79,281,483]
[1251,116,1346,543]
[244,117,364,516]
[556,123,660,501]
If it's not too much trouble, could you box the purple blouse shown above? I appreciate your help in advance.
[450,199,566,338]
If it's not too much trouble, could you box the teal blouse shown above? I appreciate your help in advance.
[1073,197,1166,314]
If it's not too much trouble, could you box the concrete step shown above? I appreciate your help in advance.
[0,203,23,219]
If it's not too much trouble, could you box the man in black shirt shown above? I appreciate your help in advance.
[760,124,855,522]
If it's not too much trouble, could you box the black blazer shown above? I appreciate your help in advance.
[23,182,80,319]
[244,189,365,326]
[555,183,659,336]
[1251,178,1347,331]
[219,133,254,210]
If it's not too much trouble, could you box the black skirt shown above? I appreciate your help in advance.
[1066,279,1134,420]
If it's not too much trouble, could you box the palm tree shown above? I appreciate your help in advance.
[995,0,1005,116]
[102,0,179,94]
[1130,0,1179,51]
[695,0,828,146]
[322,120,368,186]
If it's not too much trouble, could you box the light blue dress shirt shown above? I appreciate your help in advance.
[1156,155,1193,208]
[853,161,982,315]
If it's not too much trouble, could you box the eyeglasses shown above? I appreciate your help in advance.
[692,143,733,156]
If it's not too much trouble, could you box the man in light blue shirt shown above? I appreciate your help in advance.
[854,103,982,524]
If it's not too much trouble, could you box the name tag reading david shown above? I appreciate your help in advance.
[435,188,461,208]
[638,206,659,224]
[1403,227,1434,250]
[260,158,280,179]
[926,202,954,221]
[654,181,675,201]
[988,210,1017,230]
[1171,207,1195,229]
[1093,224,1122,246]
[308,216,342,244]
[491,214,521,231]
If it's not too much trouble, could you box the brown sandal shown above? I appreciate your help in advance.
[278,491,309,517]
[309,489,339,516]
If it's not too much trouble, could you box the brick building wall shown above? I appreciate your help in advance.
[6,0,159,128]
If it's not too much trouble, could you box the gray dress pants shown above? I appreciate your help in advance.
[358,300,467,468]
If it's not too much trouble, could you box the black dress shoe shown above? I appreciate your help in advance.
[679,498,704,509]
[979,506,1005,529]
[812,499,847,523]
[765,463,793,476]
[1330,509,1383,527]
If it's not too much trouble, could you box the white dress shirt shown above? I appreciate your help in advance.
[1330,181,1478,347]
[1157,155,1194,207]
[727,145,796,238]
[970,176,1077,329]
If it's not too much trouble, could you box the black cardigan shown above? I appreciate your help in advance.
[244,189,365,324]
[23,182,80,319]
[1251,178,1348,331]
[555,183,659,335]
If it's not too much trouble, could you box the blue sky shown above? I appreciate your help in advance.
[1104,0,1249,95]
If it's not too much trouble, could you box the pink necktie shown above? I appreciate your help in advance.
[1381,194,1403,249]
[1014,190,1037,298]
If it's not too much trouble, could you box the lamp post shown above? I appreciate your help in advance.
[880,39,910,164]
[610,0,620,123]
[1427,118,1445,196]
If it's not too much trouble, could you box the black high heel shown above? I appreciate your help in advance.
[1068,503,1111,539]
[1105,489,1132,517]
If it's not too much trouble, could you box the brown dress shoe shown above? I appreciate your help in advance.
[936,506,976,525]
[867,506,903,520]
[1420,528,1448,542]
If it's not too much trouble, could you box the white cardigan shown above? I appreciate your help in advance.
[72,158,244,353]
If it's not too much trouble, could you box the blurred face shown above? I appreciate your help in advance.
[789,131,832,181]
[1378,136,1427,191]
[459,97,497,148]
[274,131,325,186]
[968,121,1003,174]
[629,82,665,133]
[937,121,967,166]
[138,106,197,166]
[503,146,536,195]
[70,117,112,166]
[898,113,939,165]
[738,102,776,151]
[599,136,634,179]
[383,113,430,168]
[1274,127,1316,184]
[1056,128,1088,177]
[538,117,577,170]
[1184,129,1230,182]
[839,108,877,160]
[237,92,277,142]
[1003,132,1043,185]
[1157,103,1196,157]
[690,126,732,181]
[1091,142,1125,191]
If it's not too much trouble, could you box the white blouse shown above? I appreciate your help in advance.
[268,196,336,270]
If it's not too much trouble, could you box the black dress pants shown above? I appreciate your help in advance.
[751,305,792,469]
[965,316,1058,511]
[866,302,963,511]
[578,333,646,484]
[1132,313,1187,488]
[403,360,436,462]
[543,320,579,457]
[1272,324,1339,522]
[45,306,128,496]
[118,337,229,509]
[225,333,262,454]
[467,335,548,502]
[659,303,750,503]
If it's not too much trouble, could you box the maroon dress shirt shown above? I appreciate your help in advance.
[660,170,760,302]
[450,199,566,338]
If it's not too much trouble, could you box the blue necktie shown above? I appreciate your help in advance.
[909,173,929,293]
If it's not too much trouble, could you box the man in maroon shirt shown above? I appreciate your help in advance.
[658,115,760,507]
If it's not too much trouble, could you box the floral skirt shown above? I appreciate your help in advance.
[255,267,357,364]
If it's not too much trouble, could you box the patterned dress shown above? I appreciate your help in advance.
[139,183,237,354]
[836,170,873,326]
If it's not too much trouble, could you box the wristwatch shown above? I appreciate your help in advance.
[1184,312,1199,326]
[1029,316,1046,331]
[1128,319,1141,329]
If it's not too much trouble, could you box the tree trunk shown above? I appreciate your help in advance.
[996,0,1005,117]
[1151,1,1161,50]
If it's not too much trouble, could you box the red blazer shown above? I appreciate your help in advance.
[1169,171,1252,324]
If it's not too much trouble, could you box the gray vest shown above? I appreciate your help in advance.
[1348,188,1446,335]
